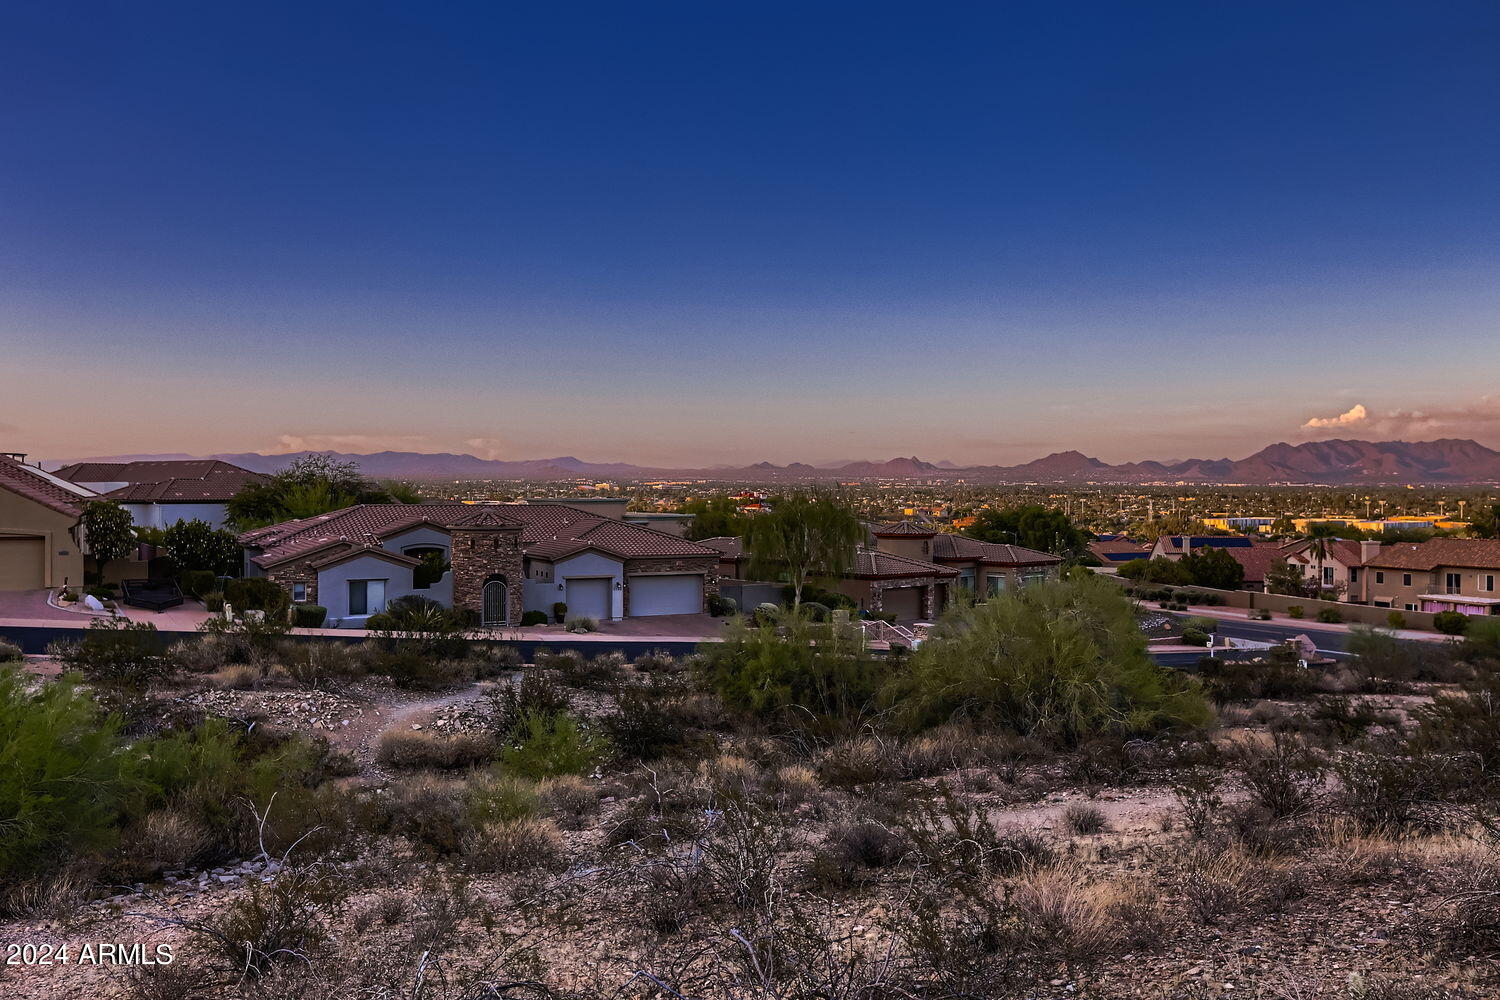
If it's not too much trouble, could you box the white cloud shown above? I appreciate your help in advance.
[462,437,509,461]
[1302,403,1368,429]
[270,433,432,453]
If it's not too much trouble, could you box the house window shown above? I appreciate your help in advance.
[987,575,1006,596]
[1374,600,1391,608]
[1404,603,1417,612]
[1485,575,1496,593]
[1322,567,1334,585]
[348,579,386,617]
[291,582,307,603]
[1402,574,1412,587]
[1446,572,1462,595]
[1375,571,1384,584]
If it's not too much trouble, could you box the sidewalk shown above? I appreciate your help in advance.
[1161,602,1445,643]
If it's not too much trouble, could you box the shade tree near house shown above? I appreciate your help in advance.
[226,454,419,530]
[155,518,242,576]
[963,504,1090,561]
[680,496,749,541]
[1179,546,1245,590]
[79,500,136,583]
[743,493,864,607]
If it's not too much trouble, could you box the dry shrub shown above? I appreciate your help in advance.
[902,725,978,777]
[773,764,823,806]
[539,774,598,828]
[351,892,410,933]
[377,729,495,770]
[1062,802,1108,835]
[1179,846,1300,925]
[208,663,263,689]
[1010,860,1159,959]
[818,737,903,787]
[462,816,565,874]
[699,754,763,798]
[113,808,212,879]
[381,776,469,854]
[809,819,911,887]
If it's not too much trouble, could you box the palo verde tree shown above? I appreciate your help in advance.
[680,496,749,541]
[226,454,418,530]
[79,500,136,583]
[887,574,1213,744]
[743,492,864,607]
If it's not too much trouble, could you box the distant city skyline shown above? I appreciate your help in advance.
[5,3,1499,465]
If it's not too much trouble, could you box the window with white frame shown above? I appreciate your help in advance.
[292,582,307,603]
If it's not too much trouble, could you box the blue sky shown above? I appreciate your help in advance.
[4,1,1500,465]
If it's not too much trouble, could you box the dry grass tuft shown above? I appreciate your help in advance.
[462,816,566,873]
[1009,860,1160,959]
[377,729,496,770]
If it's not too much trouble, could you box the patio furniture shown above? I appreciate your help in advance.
[121,578,184,612]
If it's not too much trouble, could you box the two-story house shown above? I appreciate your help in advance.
[1358,538,1500,615]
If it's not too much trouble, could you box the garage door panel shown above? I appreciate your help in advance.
[881,586,923,621]
[628,574,702,616]
[565,577,612,620]
[0,537,46,590]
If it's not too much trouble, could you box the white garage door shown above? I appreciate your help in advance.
[565,577,612,620]
[0,537,45,590]
[628,574,703,616]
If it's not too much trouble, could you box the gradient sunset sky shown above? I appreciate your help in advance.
[5,2,1500,466]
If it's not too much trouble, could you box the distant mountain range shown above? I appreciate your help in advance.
[49,438,1500,485]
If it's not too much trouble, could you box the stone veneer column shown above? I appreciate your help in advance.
[448,514,524,624]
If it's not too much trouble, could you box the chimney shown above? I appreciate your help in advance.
[1360,539,1381,564]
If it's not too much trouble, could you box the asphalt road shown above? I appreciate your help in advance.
[1149,614,1360,669]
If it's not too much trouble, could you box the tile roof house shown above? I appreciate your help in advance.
[1150,535,1257,560]
[0,454,92,589]
[54,459,267,530]
[1088,538,1150,567]
[1281,538,1379,597]
[1358,538,1500,615]
[240,502,721,628]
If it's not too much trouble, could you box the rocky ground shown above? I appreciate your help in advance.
[3,653,1497,1000]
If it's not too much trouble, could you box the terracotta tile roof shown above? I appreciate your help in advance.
[242,503,719,569]
[0,455,89,517]
[696,536,744,559]
[1224,546,1285,585]
[1158,535,1256,551]
[871,519,937,537]
[103,471,265,502]
[1364,538,1500,572]
[1089,539,1149,563]
[55,459,256,484]
[850,546,959,579]
[929,533,1062,566]
[1283,538,1369,567]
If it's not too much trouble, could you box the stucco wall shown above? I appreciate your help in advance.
[550,551,625,620]
[316,554,418,627]
[0,489,83,588]
[124,503,233,530]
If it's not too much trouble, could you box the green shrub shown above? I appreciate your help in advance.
[0,667,143,884]
[1184,616,1218,633]
[1286,605,1305,619]
[179,569,217,599]
[291,605,328,628]
[701,610,882,728]
[519,610,549,627]
[224,577,290,616]
[1316,607,1344,624]
[552,601,567,623]
[203,592,225,612]
[888,576,1213,744]
[706,593,737,617]
[1182,628,1210,647]
[1434,610,1470,636]
[49,617,166,688]
[465,772,541,826]
[1386,610,1407,629]
[0,640,21,663]
[498,710,609,780]
[564,614,598,633]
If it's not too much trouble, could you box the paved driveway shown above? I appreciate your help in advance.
[0,589,87,622]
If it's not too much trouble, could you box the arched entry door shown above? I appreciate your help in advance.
[481,577,508,626]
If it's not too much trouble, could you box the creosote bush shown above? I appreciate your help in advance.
[888,576,1212,745]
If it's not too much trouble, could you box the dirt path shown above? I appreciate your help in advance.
[335,680,493,777]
